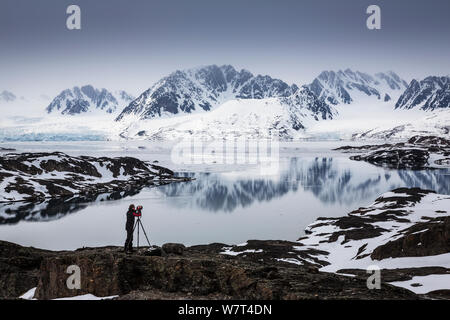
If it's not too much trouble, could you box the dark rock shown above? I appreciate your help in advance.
[336,135,450,169]
[162,243,185,255]
[425,290,450,300]
[0,241,53,298]
[0,240,419,300]
[395,76,450,111]
[0,152,191,202]
[371,216,450,260]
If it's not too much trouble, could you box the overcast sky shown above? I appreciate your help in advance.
[1,0,449,98]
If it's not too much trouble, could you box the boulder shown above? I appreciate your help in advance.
[162,243,185,255]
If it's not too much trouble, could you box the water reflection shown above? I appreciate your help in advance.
[1,157,449,224]
[0,189,142,225]
[160,157,450,211]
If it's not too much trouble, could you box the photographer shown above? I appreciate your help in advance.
[124,204,136,253]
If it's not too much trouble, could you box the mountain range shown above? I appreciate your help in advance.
[115,64,333,122]
[307,69,408,105]
[42,66,450,121]
[46,85,134,115]
[2,65,449,141]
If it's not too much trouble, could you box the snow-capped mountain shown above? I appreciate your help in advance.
[118,93,331,140]
[350,108,450,140]
[46,85,134,115]
[116,65,334,122]
[307,69,408,105]
[0,90,16,103]
[395,76,450,111]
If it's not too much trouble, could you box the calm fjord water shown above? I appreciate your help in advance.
[0,141,449,250]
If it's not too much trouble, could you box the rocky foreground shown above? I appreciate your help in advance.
[296,187,450,298]
[0,152,190,202]
[0,240,419,300]
[336,135,450,170]
[1,187,449,300]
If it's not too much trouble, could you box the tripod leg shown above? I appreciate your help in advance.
[138,219,152,247]
[137,219,140,249]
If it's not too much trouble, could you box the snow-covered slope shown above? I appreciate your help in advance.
[295,188,450,295]
[395,76,450,111]
[46,86,134,115]
[116,64,334,122]
[345,75,450,140]
[118,92,331,141]
[307,69,408,105]
[351,109,450,140]
[278,69,420,140]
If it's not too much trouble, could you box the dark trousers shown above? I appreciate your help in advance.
[124,228,133,252]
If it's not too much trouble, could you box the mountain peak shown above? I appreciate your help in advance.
[308,69,408,105]
[395,75,450,111]
[46,86,134,115]
[115,64,315,121]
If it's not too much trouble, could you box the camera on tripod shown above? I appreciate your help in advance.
[133,205,143,217]
[131,205,151,249]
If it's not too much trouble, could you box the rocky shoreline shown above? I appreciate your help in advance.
[335,135,450,170]
[1,187,449,300]
[0,152,191,203]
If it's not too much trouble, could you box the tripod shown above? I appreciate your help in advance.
[132,217,151,249]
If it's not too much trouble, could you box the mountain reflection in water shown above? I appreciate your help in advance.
[1,157,449,224]
[159,157,450,212]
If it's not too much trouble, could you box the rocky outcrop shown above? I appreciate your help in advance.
[371,216,450,260]
[0,241,53,298]
[0,152,190,202]
[336,135,450,169]
[295,187,450,296]
[1,240,418,300]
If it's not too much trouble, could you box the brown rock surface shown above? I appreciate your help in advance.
[0,241,420,300]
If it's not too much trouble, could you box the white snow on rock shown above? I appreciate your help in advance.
[118,98,325,141]
[19,287,37,300]
[291,188,450,294]
[350,109,450,140]
[220,246,263,256]
[0,152,179,202]
[53,294,118,300]
[389,274,450,294]
[20,287,118,300]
